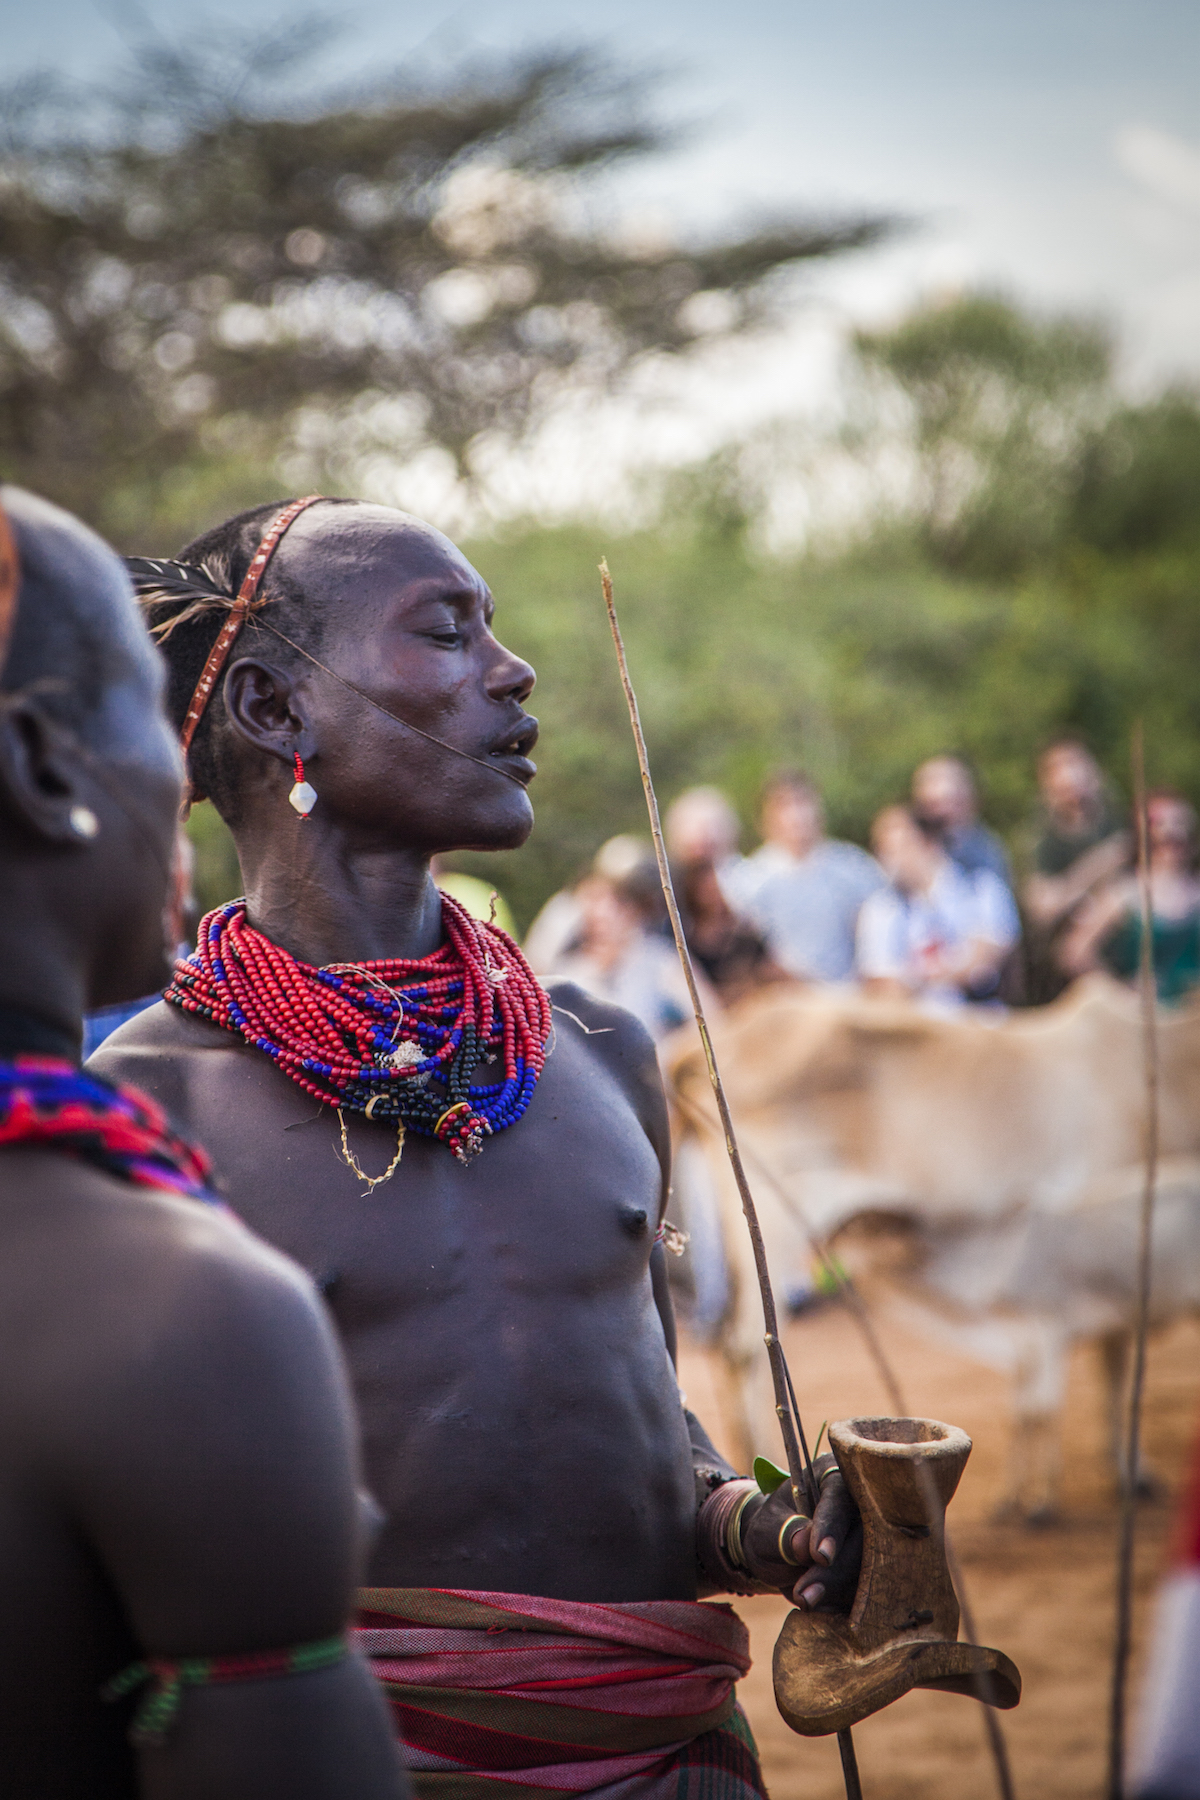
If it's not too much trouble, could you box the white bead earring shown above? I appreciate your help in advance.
[69,804,100,840]
[288,751,318,818]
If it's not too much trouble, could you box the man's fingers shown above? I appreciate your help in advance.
[811,1473,855,1565]
[800,1520,864,1612]
[786,1523,811,1565]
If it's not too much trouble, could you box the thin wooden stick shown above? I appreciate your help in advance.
[599,557,1020,1800]
[598,558,815,1514]
[671,1083,1017,1800]
[1108,721,1160,1800]
[838,1726,864,1800]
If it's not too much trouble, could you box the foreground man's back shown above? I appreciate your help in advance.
[0,486,405,1799]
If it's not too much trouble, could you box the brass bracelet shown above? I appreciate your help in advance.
[725,1487,759,1572]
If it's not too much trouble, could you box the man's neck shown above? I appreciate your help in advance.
[897,858,947,902]
[238,829,446,966]
[0,909,85,1059]
[768,835,823,863]
[0,1001,80,1063]
[1053,798,1098,836]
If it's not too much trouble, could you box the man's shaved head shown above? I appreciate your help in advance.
[0,487,183,1019]
[144,497,465,821]
[1,486,160,756]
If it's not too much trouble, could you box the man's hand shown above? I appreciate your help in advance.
[738,1455,862,1609]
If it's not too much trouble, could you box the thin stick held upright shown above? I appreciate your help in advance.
[669,1086,1017,1800]
[1108,721,1160,1800]
[598,558,815,1512]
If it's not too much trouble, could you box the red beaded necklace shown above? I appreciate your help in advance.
[166,894,551,1172]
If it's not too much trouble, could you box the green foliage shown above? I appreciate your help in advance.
[855,293,1112,577]
[443,349,1200,930]
[159,287,1200,937]
[0,30,886,547]
[186,800,243,919]
[1070,392,1200,555]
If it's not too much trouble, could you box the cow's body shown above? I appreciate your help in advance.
[666,976,1200,1519]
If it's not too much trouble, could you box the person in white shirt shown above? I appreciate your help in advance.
[523,834,653,976]
[664,786,744,902]
[544,864,700,1043]
[857,805,1020,1011]
[728,771,884,982]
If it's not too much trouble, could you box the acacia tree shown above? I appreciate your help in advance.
[0,25,888,544]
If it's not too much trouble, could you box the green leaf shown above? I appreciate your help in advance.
[753,1455,789,1495]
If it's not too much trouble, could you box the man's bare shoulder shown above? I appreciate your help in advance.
[88,998,244,1121]
[91,996,228,1061]
[545,978,656,1061]
[0,1156,360,1649]
[5,1153,324,1365]
[544,980,669,1169]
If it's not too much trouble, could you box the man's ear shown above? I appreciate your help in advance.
[0,695,97,845]
[223,657,307,766]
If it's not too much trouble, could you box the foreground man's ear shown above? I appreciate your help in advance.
[0,695,103,847]
[223,657,310,768]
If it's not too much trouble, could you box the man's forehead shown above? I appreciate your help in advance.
[285,503,489,606]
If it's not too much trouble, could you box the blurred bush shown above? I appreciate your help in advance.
[443,296,1200,928]
[2,23,1193,938]
[181,293,1200,934]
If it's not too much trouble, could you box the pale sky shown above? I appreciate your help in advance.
[8,0,1200,525]
[10,0,1198,384]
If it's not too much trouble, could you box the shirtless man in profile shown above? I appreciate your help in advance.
[97,496,859,1796]
[0,487,405,1800]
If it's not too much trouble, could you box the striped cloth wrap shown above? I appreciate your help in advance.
[355,1587,766,1800]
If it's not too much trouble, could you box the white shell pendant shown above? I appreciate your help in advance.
[289,778,318,816]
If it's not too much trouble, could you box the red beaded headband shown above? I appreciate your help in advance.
[178,495,324,756]
[0,498,20,676]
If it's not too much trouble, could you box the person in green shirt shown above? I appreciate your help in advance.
[1059,790,1200,1004]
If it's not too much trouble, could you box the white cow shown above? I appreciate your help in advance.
[665,975,1200,1520]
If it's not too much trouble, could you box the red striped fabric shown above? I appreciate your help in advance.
[354,1587,761,1799]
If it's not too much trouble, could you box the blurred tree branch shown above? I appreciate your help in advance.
[0,21,892,542]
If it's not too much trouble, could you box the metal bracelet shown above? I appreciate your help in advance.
[726,1486,759,1572]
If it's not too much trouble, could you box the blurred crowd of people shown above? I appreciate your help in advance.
[515,741,1200,1040]
[89,739,1200,1059]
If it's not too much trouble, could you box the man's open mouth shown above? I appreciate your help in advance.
[487,715,539,779]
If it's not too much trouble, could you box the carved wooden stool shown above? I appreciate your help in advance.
[774,1416,1021,1736]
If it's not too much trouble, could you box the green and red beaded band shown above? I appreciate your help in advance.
[102,1632,348,1744]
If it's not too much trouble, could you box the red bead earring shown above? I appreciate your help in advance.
[288,751,318,818]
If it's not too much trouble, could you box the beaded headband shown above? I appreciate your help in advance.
[0,498,20,678]
[178,495,324,756]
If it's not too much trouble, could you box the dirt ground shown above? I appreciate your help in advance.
[677,1305,1200,1800]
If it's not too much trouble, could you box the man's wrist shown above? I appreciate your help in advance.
[696,1479,773,1596]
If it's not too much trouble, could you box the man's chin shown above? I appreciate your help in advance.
[446,794,535,855]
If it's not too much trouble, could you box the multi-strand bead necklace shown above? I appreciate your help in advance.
[166,894,552,1180]
[0,1056,217,1203]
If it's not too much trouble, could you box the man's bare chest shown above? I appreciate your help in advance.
[175,1022,664,1318]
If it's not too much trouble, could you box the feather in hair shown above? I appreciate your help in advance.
[124,557,273,643]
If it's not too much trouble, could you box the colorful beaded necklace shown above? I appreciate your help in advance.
[0,1056,216,1203]
[166,893,552,1173]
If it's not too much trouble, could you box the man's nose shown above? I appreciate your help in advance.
[486,639,536,704]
